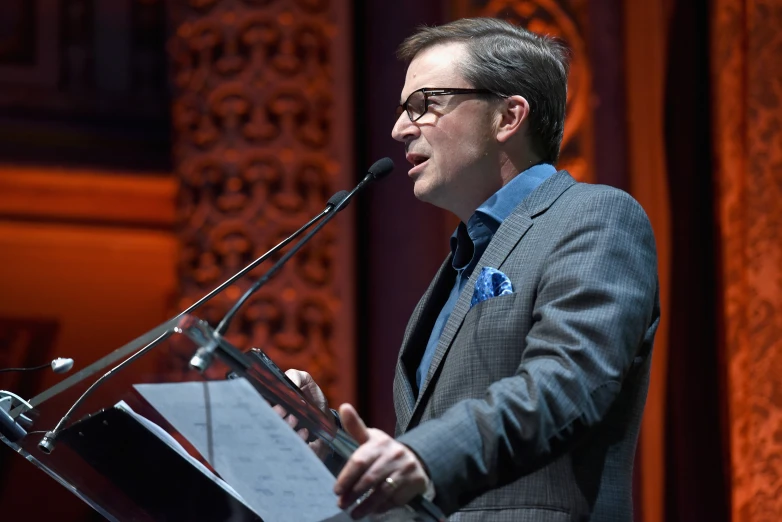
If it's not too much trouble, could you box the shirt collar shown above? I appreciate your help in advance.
[474,162,558,226]
[450,163,557,244]
[449,163,557,267]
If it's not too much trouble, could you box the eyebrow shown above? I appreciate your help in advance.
[398,88,421,105]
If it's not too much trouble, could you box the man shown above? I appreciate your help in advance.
[287,17,659,521]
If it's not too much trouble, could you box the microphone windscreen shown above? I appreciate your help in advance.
[327,190,350,211]
[367,157,394,180]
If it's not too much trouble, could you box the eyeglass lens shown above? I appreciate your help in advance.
[405,91,426,121]
[396,90,427,122]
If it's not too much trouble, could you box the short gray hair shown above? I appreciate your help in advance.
[397,18,569,164]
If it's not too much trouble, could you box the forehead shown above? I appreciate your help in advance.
[401,43,471,100]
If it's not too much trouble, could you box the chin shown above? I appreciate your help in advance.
[412,181,433,203]
[413,183,449,211]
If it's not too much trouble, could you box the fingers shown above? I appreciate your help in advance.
[334,424,430,519]
[272,403,302,432]
[308,438,331,460]
[350,476,403,519]
[285,369,309,388]
[285,369,330,415]
[339,403,369,443]
[372,490,401,516]
[334,429,381,503]
[347,436,406,497]
[348,467,425,520]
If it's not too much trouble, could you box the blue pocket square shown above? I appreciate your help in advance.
[470,267,513,308]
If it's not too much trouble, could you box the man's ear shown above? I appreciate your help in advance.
[496,95,531,143]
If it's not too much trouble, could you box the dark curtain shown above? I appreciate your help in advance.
[354,1,450,433]
[663,0,731,520]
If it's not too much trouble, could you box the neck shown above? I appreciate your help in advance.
[499,153,545,186]
[449,155,545,223]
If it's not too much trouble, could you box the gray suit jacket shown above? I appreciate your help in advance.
[395,171,660,521]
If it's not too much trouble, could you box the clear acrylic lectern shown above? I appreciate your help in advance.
[0,314,445,522]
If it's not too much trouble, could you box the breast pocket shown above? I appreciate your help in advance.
[456,292,529,377]
[461,291,525,345]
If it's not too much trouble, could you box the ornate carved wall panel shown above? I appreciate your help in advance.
[168,0,356,406]
[452,0,595,183]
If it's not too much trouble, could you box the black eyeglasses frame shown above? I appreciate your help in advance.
[396,87,500,122]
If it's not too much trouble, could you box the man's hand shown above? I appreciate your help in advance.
[272,369,336,459]
[335,403,429,519]
[284,369,332,417]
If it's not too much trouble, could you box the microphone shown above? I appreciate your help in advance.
[35,190,351,455]
[212,157,392,337]
[189,157,394,372]
[0,358,75,374]
[51,358,74,374]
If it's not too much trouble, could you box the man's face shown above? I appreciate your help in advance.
[392,43,500,218]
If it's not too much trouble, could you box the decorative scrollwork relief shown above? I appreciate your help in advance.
[170,0,352,402]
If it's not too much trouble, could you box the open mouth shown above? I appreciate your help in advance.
[406,153,430,174]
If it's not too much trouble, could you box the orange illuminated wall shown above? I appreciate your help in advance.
[0,167,178,391]
[0,166,178,521]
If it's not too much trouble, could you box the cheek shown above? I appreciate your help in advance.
[446,115,490,150]
[434,132,486,169]
[425,112,493,173]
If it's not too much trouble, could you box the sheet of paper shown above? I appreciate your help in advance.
[134,378,353,522]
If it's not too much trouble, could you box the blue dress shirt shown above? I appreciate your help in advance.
[414,163,557,393]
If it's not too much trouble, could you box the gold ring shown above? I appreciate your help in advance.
[384,476,398,490]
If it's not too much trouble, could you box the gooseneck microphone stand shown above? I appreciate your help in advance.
[37,158,392,454]
[16,190,350,424]
[36,189,350,453]
[183,158,445,521]
[189,156,395,372]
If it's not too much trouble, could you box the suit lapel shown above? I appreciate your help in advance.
[403,170,578,432]
[394,254,455,430]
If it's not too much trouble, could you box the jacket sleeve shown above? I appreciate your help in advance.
[397,188,659,515]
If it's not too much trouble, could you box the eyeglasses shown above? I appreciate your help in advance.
[395,87,498,122]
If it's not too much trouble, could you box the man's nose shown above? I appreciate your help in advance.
[391,111,419,143]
